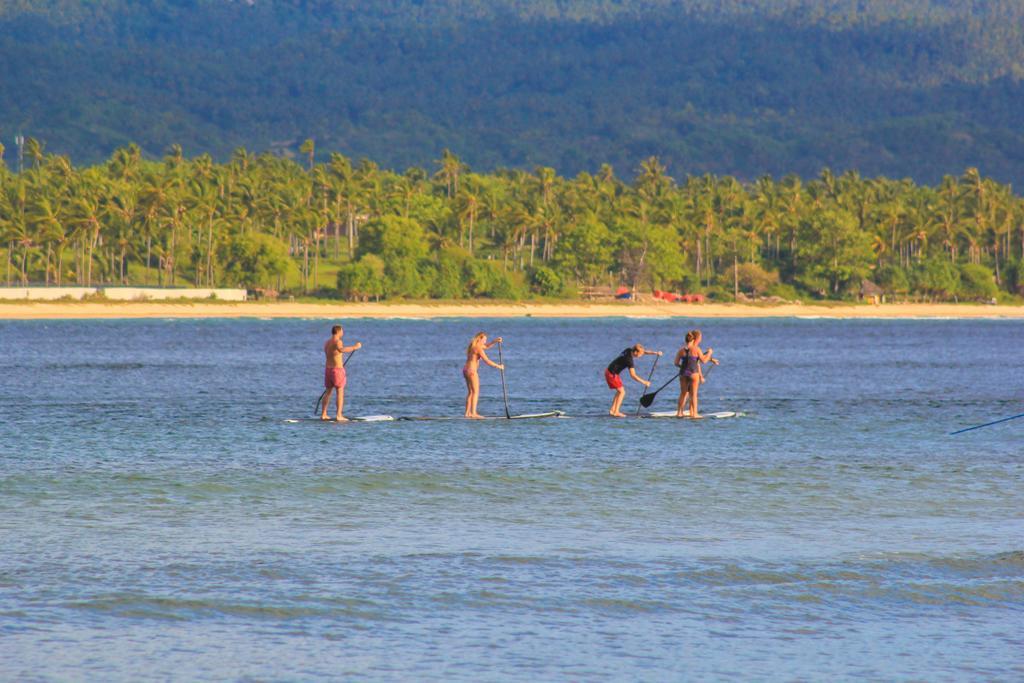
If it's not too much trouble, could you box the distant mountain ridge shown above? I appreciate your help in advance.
[1,0,1022,181]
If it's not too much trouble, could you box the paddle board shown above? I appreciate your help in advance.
[398,410,565,421]
[644,411,738,419]
[508,411,566,420]
[285,415,395,423]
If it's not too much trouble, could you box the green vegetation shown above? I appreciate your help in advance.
[1,1,1023,182]
[1,143,1021,302]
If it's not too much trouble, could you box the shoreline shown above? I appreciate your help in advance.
[1,300,1023,320]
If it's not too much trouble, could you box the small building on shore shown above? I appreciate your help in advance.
[860,279,884,304]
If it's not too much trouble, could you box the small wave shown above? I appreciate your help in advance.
[39,362,211,370]
[43,362,147,370]
[580,596,676,613]
[992,550,1024,565]
[861,550,1024,576]
[64,594,386,621]
[680,554,1024,609]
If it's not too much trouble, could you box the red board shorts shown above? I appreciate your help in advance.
[604,368,623,390]
[324,366,347,389]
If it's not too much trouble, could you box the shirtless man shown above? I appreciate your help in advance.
[322,324,362,421]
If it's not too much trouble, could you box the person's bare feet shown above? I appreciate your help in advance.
[335,415,349,422]
[467,414,485,419]
[320,413,330,421]
[610,411,626,417]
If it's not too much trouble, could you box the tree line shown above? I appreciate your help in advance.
[1,141,1022,303]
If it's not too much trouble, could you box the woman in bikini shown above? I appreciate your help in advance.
[463,332,504,418]
[675,329,717,418]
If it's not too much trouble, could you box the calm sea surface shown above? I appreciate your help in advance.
[1,317,1022,681]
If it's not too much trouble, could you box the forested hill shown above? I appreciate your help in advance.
[2,0,1024,182]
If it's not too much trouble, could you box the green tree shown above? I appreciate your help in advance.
[218,233,293,289]
[528,264,564,297]
[875,264,910,298]
[337,254,386,301]
[734,262,779,296]
[358,215,429,261]
[796,208,874,297]
[431,246,469,299]
[911,258,961,300]
[553,213,614,286]
[615,216,684,291]
[465,260,524,299]
[958,263,997,300]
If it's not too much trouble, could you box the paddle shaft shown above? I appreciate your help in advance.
[635,353,660,416]
[640,370,681,407]
[950,410,1024,435]
[497,341,511,418]
[702,360,716,381]
[314,349,357,416]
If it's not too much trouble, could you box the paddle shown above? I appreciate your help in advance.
[497,340,511,419]
[639,370,680,408]
[314,349,357,416]
[950,410,1024,435]
[702,360,717,382]
[635,353,660,416]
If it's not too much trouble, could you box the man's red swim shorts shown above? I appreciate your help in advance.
[324,366,347,389]
[604,368,623,390]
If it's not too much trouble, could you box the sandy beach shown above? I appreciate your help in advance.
[1,299,1023,320]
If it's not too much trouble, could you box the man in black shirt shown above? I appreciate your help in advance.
[604,344,662,417]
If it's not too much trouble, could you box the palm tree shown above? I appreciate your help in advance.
[960,167,987,265]
[187,176,221,286]
[164,144,185,168]
[138,175,178,284]
[231,147,252,173]
[434,149,465,199]
[105,183,137,284]
[299,139,316,172]
[753,176,782,260]
[70,192,105,286]
[455,189,477,254]
[24,138,45,169]
[28,196,67,285]
[934,175,961,263]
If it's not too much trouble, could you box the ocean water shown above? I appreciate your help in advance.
[1,317,1021,681]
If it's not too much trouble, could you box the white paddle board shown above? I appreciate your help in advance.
[644,411,738,419]
[398,410,566,421]
[508,411,566,420]
[285,415,395,423]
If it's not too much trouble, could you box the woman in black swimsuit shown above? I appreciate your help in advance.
[675,329,717,418]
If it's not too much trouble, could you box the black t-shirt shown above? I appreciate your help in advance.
[607,348,635,375]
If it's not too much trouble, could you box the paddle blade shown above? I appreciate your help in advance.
[639,391,657,408]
